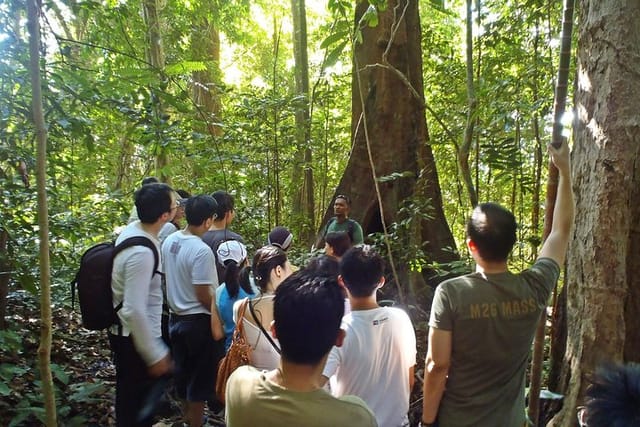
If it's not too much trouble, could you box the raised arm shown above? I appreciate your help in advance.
[539,141,574,266]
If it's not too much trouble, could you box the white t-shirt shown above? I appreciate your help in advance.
[323,306,417,427]
[110,221,168,366]
[162,231,218,315]
[158,222,178,243]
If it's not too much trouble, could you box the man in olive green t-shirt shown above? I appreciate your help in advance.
[421,141,574,427]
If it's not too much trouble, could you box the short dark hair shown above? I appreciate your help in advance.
[185,195,217,226]
[335,194,351,206]
[176,189,191,199]
[141,176,159,186]
[584,362,640,427]
[211,190,235,219]
[274,272,345,365]
[134,183,173,223]
[305,255,339,279]
[252,245,288,292]
[466,203,517,262]
[339,246,384,298]
[325,231,352,257]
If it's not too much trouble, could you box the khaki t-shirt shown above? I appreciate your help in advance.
[429,257,560,427]
[226,365,378,427]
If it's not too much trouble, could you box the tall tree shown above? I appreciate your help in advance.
[459,0,478,208]
[290,0,315,243]
[325,0,458,289]
[27,0,56,423]
[141,0,169,181]
[549,0,640,424]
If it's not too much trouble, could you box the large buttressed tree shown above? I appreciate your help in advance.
[551,0,640,424]
[327,0,457,285]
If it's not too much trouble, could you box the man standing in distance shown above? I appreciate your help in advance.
[421,142,574,427]
[163,195,224,426]
[110,182,175,426]
[202,190,244,281]
[322,194,364,245]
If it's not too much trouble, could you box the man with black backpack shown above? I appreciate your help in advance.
[322,194,364,245]
[110,182,177,426]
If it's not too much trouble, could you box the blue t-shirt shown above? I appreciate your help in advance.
[216,283,255,351]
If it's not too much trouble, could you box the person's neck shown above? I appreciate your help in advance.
[139,221,164,238]
[209,220,227,231]
[335,214,348,223]
[348,295,379,311]
[269,359,325,392]
[474,259,509,274]
[184,224,206,238]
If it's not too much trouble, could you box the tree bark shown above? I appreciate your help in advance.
[549,1,640,424]
[27,0,57,423]
[323,0,457,290]
[191,9,223,137]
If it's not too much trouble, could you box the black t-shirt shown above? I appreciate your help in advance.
[202,229,244,282]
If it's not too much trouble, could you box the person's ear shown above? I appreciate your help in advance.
[270,320,277,339]
[377,276,386,289]
[467,238,477,253]
[337,275,346,288]
[335,329,346,347]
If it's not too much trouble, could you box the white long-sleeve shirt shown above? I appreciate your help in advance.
[110,221,168,366]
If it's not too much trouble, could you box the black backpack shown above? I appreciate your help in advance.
[71,236,159,330]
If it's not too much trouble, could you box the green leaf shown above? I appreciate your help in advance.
[320,31,349,49]
[0,382,10,396]
[51,363,69,385]
[324,41,349,69]
[165,61,208,76]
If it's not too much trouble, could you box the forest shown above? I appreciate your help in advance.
[0,0,639,425]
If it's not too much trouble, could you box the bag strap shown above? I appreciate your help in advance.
[112,236,162,332]
[248,298,281,354]
[235,298,249,337]
[114,236,160,276]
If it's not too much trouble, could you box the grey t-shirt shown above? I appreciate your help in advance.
[429,257,560,427]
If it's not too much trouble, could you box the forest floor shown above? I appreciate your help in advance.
[0,290,429,426]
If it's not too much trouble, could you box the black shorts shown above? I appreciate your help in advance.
[169,313,217,402]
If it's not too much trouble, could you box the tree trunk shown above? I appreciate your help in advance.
[27,0,57,423]
[290,0,315,244]
[459,0,478,208]
[549,1,640,424]
[529,0,575,423]
[0,228,9,330]
[324,0,457,290]
[141,0,168,182]
[191,10,222,137]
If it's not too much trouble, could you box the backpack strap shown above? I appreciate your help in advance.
[323,217,337,237]
[114,236,160,276]
[112,236,161,327]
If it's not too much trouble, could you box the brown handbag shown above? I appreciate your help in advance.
[216,298,252,403]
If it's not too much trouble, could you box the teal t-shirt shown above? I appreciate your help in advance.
[325,217,364,244]
[429,257,560,427]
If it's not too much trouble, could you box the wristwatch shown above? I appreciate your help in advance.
[419,421,436,427]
